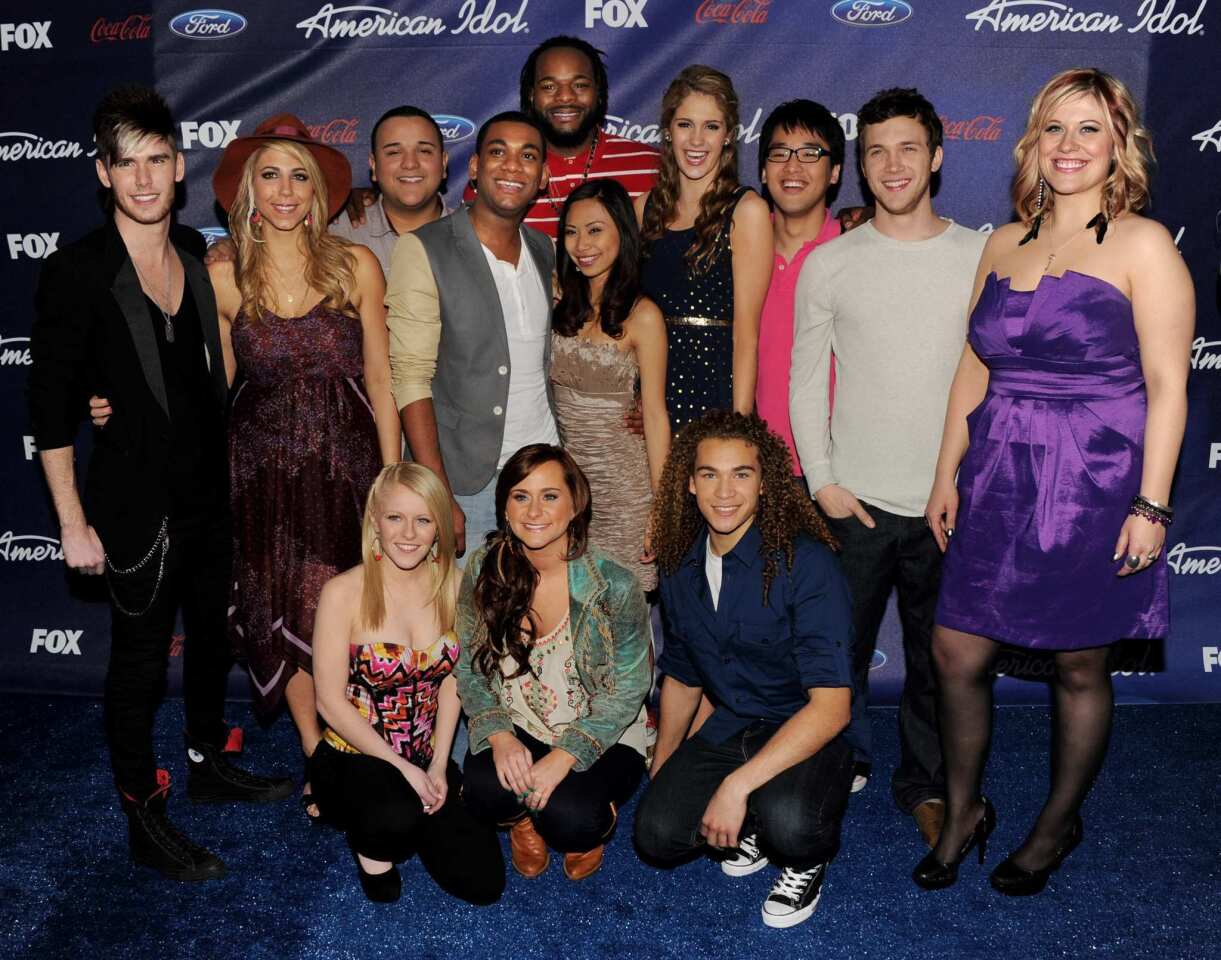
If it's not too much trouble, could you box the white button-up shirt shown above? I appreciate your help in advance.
[480,237,558,467]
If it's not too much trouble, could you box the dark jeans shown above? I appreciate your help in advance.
[463,726,645,853]
[825,505,945,812]
[634,723,854,870]
[105,513,231,800]
[309,742,504,905]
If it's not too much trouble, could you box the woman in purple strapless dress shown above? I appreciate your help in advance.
[914,71,1194,896]
[210,116,401,815]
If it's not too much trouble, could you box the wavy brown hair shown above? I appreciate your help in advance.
[651,411,837,604]
[641,65,742,274]
[471,445,593,680]
[1013,68,1154,224]
[228,140,358,322]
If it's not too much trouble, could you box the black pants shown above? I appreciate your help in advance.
[105,513,231,800]
[634,723,853,870]
[462,726,645,853]
[825,506,945,812]
[310,742,504,905]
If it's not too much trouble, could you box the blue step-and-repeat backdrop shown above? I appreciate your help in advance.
[1,1,1218,707]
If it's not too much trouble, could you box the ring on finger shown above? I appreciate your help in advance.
[1126,555,1141,569]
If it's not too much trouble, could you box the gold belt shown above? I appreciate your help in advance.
[666,314,731,328]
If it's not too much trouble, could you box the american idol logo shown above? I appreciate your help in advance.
[1191,337,1221,371]
[169,9,248,39]
[1166,543,1221,575]
[198,227,230,247]
[1,334,32,366]
[0,532,63,562]
[432,115,476,144]
[831,0,913,26]
[870,649,887,670]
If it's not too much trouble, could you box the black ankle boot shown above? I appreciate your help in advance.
[185,734,294,804]
[121,772,226,882]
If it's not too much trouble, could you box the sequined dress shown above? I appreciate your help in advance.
[550,332,656,590]
[322,631,460,766]
[229,302,382,716]
[641,187,750,429]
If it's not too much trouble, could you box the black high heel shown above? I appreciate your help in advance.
[989,815,1083,896]
[912,797,997,890]
[348,836,401,903]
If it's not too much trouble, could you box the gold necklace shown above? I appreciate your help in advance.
[269,257,310,307]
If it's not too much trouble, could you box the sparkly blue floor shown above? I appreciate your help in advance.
[1,695,1217,960]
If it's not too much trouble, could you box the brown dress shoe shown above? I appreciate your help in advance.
[913,798,946,849]
[509,816,550,878]
[563,845,605,881]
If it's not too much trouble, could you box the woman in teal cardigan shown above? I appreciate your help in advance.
[456,443,652,883]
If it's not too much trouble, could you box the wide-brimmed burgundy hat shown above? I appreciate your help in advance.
[212,113,352,220]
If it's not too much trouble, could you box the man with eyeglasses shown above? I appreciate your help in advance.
[755,101,845,489]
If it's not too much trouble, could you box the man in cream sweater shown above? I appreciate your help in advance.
[790,88,986,849]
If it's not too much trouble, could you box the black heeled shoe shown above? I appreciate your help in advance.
[348,837,401,903]
[912,797,997,890]
[989,815,1083,896]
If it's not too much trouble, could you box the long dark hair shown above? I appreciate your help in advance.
[553,179,642,340]
[472,445,593,680]
[641,65,742,273]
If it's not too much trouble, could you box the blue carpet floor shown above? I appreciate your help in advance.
[1,694,1217,960]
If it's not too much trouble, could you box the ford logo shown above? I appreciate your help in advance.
[870,649,888,670]
[830,0,914,27]
[169,9,248,39]
[431,115,477,144]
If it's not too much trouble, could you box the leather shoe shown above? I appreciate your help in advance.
[563,845,605,881]
[509,816,550,878]
[990,816,1083,896]
[348,837,401,903]
[913,798,946,849]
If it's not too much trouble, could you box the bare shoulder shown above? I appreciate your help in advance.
[1110,213,1175,255]
[348,241,382,277]
[206,259,241,313]
[627,294,664,330]
[320,564,363,606]
[985,221,1027,254]
[732,189,771,226]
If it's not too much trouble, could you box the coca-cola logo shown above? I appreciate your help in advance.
[90,14,152,43]
[695,0,771,25]
[307,117,359,145]
[940,115,1004,142]
[965,0,1207,35]
[296,1,530,40]
[830,0,913,27]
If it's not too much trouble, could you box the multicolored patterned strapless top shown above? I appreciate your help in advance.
[322,630,459,766]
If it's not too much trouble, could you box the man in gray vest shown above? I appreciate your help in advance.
[386,111,558,556]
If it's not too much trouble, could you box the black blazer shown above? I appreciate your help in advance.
[28,220,227,564]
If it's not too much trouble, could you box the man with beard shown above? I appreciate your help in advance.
[28,85,292,883]
[464,35,659,238]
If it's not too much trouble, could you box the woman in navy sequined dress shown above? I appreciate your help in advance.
[209,116,401,813]
[636,65,772,430]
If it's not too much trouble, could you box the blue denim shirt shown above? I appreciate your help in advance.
[658,525,855,745]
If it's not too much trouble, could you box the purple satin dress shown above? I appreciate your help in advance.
[936,270,1168,650]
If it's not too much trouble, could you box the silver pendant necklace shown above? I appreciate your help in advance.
[134,255,175,343]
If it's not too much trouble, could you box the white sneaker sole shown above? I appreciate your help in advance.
[851,774,868,794]
[761,888,823,928]
[722,855,771,877]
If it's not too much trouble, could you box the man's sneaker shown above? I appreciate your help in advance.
[721,833,770,877]
[185,735,294,804]
[851,761,870,794]
[122,770,226,882]
[761,863,828,928]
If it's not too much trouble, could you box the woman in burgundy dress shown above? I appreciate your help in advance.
[917,70,1193,895]
[210,115,401,814]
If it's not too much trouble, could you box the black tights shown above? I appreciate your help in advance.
[932,626,1112,869]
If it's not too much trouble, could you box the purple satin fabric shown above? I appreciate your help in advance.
[936,270,1168,650]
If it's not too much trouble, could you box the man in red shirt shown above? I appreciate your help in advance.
[464,35,659,238]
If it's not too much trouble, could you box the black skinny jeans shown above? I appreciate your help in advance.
[309,742,504,906]
[825,506,946,813]
[105,513,231,800]
[634,722,854,870]
[462,726,645,853]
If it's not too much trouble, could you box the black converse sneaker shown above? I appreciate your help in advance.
[122,772,226,882]
[761,863,828,928]
[721,833,770,877]
[185,736,294,804]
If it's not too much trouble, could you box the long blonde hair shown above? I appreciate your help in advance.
[227,140,358,321]
[641,65,742,273]
[360,463,459,633]
[1013,68,1154,224]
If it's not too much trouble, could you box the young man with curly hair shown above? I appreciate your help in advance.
[634,411,856,929]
